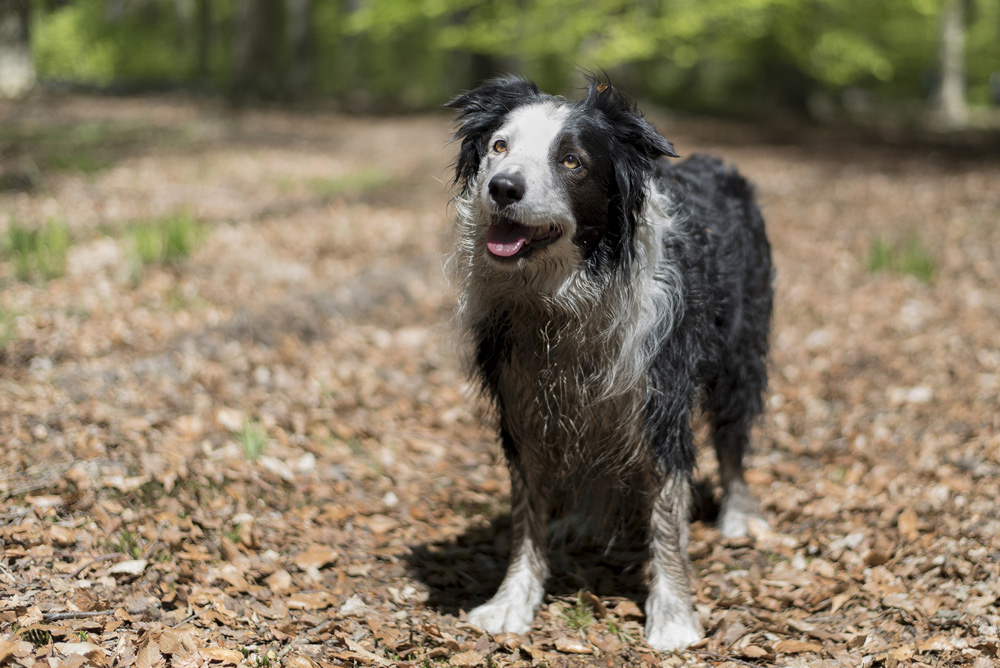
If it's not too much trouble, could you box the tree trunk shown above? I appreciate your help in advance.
[0,0,34,100]
[934,0,968,130]
[286,0,313,100]
[229,0,284,103]
[195,0,211,81]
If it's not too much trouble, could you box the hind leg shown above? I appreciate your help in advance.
[712,424,766,539]
[709,349,769,538]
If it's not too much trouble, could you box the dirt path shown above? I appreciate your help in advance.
[1,94,998,668]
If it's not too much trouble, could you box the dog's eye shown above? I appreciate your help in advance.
[492,139,508,153]
[562,155,582,169]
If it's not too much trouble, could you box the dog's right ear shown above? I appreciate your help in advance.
[446,76,541,193]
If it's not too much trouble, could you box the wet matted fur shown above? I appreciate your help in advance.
[445,75,774,651]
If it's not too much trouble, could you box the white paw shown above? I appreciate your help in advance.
[718,485,768,539]
[467,596,537,635]
[645,593,703,652]
[645,616,703,652]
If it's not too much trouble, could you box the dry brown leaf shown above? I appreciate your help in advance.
[294,545,339,570]
[554,635,592,654]
[364,514,398,535]
[199,648,244,665]
[54,642,106,657]
[578,591,607,618]
[916,636,956,653]
[343,639,394,667]
[0,639,25,664]
[612,600,643,620]
[287,592,332,610]
[285,657,320,668]
[897,508,919,540]
[448,650,485,666]
[136,641,162,668]
[882,593,917,614]
[774,639,823,654]
[266,569,292,593]
[587,632,622,653]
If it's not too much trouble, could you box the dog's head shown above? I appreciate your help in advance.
[447,74,677,279]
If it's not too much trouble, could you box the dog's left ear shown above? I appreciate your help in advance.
[584,78,678,214]
[446,75,542,193]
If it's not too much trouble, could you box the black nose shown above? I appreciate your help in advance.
[488,173,526,208]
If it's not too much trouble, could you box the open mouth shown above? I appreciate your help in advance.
[486,217,564,259]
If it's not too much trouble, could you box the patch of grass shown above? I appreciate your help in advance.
[0,121,190,175]
[21,627,52,647]
[561,592,596,630]
[307,168,393,198]
[223,522,243,544]
[0,305,17,351]
[107,529,144,559]
[866,235,936,282]
[3,218,70,281]
[238,420,268,462]
[127,212,204,280]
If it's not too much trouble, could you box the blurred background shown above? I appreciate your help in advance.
[2,0,1000,129]
[1,3,999,665]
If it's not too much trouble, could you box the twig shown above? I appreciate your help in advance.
[277,620,334,658]
[691,650,771,668]
[42,610,112,621]
[172,602,214,628]
[143,524,166,561]
[61,553,124,579]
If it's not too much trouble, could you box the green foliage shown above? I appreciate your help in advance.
[561,592,596,630]
[107,530,145,559]
[0,305,17,351]
[307,168,394,198]
[26,0,1000,113]
[3,218,70,281]
[21,627,52,648]
[0,120,185,176]
[32,2,115,84]
[866,235,937,281]
[239,420,268,462]
[127,213,204,278]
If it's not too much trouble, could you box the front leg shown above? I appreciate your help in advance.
[645,470,703,652]
[467,463,549,635]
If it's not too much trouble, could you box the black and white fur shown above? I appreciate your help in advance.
[445,75,773,652]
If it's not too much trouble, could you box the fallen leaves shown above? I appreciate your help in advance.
[1,95,999,668]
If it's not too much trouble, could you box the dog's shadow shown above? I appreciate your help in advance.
[406,480,720,615]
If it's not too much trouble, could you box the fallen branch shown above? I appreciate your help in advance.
[691,650,771,668]
[42,610,112,621]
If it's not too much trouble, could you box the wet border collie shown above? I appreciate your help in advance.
[445,75,773,651]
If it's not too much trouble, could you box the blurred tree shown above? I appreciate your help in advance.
[286,0,314,100]
[194,0,211,81]
[229,0,284,103]
[22,0,1000,120]
[0,0,35,98]
[934,0,970,128]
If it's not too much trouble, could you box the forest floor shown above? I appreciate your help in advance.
[0,92,998,668]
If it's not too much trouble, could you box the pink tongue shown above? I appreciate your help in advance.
[487,221,532,257]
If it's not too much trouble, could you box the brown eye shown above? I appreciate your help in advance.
[493,139,508,153]
[562,154,581,169]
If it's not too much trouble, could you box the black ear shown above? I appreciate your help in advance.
[446,75,542,193]
[581,76,678,270]
[583,75,677,212]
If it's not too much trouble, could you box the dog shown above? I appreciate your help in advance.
[445,75,773,652]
